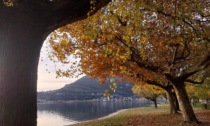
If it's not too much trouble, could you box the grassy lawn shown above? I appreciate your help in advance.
[193,103,210,110]
[70,104,210,126]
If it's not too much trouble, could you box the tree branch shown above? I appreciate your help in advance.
[44,0,111,34]
[109,11,127,26]
[1,0,111,36]
[115,35,161,73]
[185,79,205,84]
[179,52,210,80]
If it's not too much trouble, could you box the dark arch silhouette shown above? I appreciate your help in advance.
[0,1,110,125]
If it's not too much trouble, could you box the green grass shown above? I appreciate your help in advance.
[193,102,210,110]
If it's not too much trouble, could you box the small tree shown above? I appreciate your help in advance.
[132,84,164,108]
[186,80,210,105]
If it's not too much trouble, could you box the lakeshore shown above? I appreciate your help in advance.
[70,104,210,126]
[37,101,150,126]
[71,103,158,125]
[71,109,128,125]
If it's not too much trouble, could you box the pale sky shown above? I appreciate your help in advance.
[37,41,82,92]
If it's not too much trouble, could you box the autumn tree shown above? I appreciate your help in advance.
[47,3,180,114]
[144,80,180,114]
[132,84,164,108]
[49,0,210,123]
[187,79,210,104]
[0,1,110,126]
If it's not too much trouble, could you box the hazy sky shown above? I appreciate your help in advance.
[37,63,80,91]
[37,41,82,92]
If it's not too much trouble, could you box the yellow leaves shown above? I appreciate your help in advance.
[92,16,98,22]
[104,48,113,56]
[81,34,89,41]
[60,40,68,49]
[104,90,109,96]
[110,78,114,83]
[119,55,126,60]
[103,79,118,100]
[87,30,98,40]
[110,83,117,92]
[109,78,117,92]
[58,54,65,61]
[144,85,164,95]
[56,69,73,78]
[103,89,112,100]
[186,83,210,99]
[132,84,164,98]
[3,0,14,7]
[120,66,124,70]
[87,0,96,16]
[141,35,148,42]
[110,71,115,76]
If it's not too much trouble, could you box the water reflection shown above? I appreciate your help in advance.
[38,111,78,126]
[37,101,150,126]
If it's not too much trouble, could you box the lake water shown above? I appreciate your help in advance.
[37,101,150,126]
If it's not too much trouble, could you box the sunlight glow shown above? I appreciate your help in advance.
[37,40,83,92]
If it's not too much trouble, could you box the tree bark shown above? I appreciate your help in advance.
[173,92,180,111]
[153,99,158,108]
[172,82,198,123]
[0,10,45,126]
[0,1,111,126]
[165,89,177,114]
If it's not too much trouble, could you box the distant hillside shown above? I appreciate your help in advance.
[37,76,134,101]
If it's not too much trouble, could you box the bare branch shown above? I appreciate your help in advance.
[168,45,179,73]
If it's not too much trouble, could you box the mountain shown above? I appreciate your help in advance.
[37,76,134,101]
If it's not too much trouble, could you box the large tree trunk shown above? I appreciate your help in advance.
[0,1,111,125]
[165,89,177,114]
[173,92,180,111]
[0,10,45,126]
[172,82,198,123]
